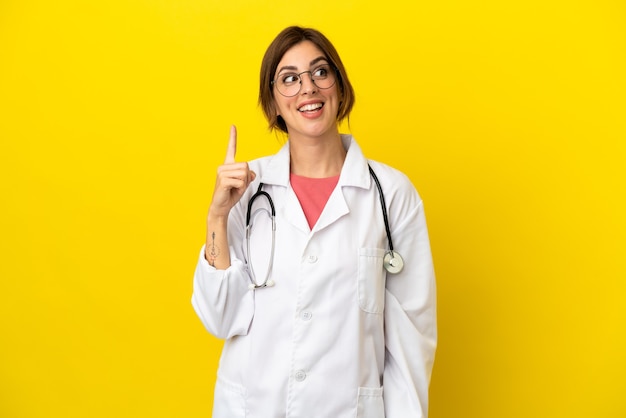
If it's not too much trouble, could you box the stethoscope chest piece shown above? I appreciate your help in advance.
[383,251,404,274]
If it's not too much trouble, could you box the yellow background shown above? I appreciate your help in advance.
[1,0,625,417]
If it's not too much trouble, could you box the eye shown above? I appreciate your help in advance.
[280,73,299,85]
[312,66,329,78]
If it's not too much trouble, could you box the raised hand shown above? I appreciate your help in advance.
[209,125,256,218]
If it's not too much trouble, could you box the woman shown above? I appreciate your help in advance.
[192,26,437,418]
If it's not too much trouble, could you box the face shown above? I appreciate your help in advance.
[272,41,340,142]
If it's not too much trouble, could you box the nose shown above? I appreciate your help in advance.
[300,72,317,94]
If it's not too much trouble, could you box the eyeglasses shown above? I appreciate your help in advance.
[272,64,337,97]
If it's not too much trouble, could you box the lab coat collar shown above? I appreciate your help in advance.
[259,134,372,190]
[337,134,372,190]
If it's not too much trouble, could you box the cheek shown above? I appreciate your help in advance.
[272,98,283,116]
[274,98,292,117]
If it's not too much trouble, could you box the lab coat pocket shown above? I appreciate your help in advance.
[358,248,386,314]
[357,386,385,418]
[212,375,247,418]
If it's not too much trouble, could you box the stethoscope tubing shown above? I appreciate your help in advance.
[244,165,404,288]
[246,185,275,224]
[246,183,276,289]
[367,165,395,253]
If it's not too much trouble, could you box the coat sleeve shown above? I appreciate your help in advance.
[383,198,437,417]
[191,192,255,340]
[191,246,254,339]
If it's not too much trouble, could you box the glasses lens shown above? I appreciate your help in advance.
[275,73,300,97]
[311,65,336,89]
[275,65,336,97]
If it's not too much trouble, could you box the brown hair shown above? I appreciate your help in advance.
[259,26,355,133]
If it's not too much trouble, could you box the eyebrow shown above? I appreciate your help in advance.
[276,56,330,75]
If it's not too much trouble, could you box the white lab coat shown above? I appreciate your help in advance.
[192,135,437,418]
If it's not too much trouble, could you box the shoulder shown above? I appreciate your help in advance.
[247,141,290,185]
[366,159,422,204]
[248,155,274,172]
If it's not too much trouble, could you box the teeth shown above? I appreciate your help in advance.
[298,103,323,112]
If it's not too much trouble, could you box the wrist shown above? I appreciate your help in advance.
[207,208,229,224]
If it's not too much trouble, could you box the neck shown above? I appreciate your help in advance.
[289,132,346,178]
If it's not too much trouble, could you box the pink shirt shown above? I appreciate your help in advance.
[290,173,340,229]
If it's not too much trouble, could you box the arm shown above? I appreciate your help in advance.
[192,244,254,339]
[384,200,437,417]
[191,125,257,339]
[204,125,255,269]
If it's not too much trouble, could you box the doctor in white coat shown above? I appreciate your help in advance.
[192,26,437,418]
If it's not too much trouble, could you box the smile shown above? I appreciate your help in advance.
[298,102,324,112]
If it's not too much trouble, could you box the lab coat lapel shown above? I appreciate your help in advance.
[312,135,371,233]
[311,187,349,232]
[259,141,310,234]
[283,187,311,233]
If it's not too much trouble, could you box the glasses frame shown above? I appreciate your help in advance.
[271,64,338,97]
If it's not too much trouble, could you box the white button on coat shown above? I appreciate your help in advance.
[294,370,307,382]
[192,136,437,418]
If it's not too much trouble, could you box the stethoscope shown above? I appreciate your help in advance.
[245,165,404,290]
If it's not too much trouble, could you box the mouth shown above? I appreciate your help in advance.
[298,102,324,113]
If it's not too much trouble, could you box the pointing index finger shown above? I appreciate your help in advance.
[224,125,237,164]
